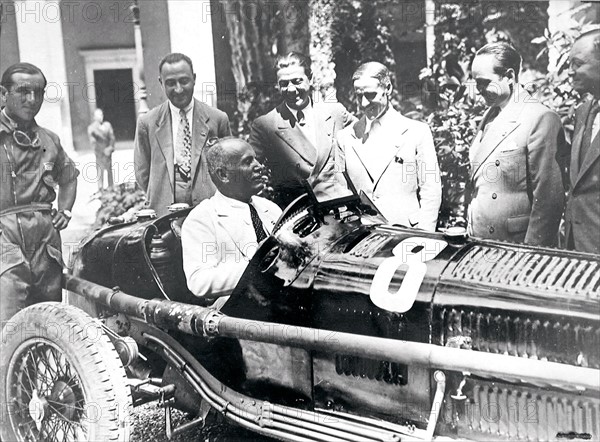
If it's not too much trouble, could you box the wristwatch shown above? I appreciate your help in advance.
[59,209,73,220]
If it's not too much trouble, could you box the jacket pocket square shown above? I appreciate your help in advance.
[498,144,525,155]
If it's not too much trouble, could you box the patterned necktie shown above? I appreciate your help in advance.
[579,101,600,168]
[249,203,267,242]
[175,109,192,181]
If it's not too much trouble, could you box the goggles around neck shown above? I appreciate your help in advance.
[13,130,41,150]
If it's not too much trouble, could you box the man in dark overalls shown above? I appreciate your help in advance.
[0,63,79,328]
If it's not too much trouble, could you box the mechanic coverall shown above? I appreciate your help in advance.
[0,114,79,326]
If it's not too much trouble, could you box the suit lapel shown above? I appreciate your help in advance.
[470,100,524,180]
[312,105,334,175]
[347,118,375,184]
[347,113,408,189]
[571,99,594,186]
[372,127,409,191]
[212,194,250,258]
[191,100,210,184]
[576,131,600,184]
[274,105,317,166]
[154,103,174,192]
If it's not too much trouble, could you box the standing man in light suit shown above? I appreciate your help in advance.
[134,53,231,217]
[182,137,282,305]
[468,42,565,246]
[249,52,354,208]
[337,62,442,231]
[563,30,600,255]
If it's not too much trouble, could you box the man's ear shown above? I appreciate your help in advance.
[158,76,163,87]
[505,68,516,84]
[0,85,7,107]
[193,73,196,82]
[216,167,228,183]
[385,81,393,97]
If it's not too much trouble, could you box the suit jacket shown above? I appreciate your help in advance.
[248,101,354,208]
[337,107,442,231]
[134,99,231,217]
[181,190,282,299]
[563,96,600,254]
[468,87,565,246]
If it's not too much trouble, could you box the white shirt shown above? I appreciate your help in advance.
[168,100,194,157]
[286,103,317,147]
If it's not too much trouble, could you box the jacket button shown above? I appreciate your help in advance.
[492,193,497,199]
[495,160,500,166]
[489,226,495,234]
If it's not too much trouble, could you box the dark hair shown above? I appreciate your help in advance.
[275,52,312,79]
[158,53,194,76]
[1,62,47,89]
[475,42,522,80]
[352,61,392,89]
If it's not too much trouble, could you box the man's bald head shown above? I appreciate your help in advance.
[207,137,264,202]
[569,29,600,98]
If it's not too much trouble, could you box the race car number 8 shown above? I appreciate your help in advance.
[369,237,447,313]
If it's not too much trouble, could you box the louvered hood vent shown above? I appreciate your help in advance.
[450,246,599,297]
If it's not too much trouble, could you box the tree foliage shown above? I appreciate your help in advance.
[93,183,146,229]
[330,0,396,114]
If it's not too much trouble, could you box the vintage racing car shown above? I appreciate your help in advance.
[1,191,599,441]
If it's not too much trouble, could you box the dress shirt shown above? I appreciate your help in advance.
[286,103,317,147]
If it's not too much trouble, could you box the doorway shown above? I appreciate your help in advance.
[93,69,136,141]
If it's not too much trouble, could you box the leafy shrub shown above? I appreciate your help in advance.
[93,182,146,229]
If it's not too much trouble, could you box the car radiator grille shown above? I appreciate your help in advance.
[450,246,600,296]
[446,379,600,440]
[439,308,600,368]
[334,355,408,385]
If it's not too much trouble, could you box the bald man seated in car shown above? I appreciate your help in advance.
[181,137,282,307]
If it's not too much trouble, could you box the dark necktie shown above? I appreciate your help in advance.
[296,110,306,126]
[249,203,267,242]
[579,101,599,168]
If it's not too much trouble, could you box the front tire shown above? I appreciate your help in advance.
[0,302,132,441]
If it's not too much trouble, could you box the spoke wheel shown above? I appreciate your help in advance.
[1,303,132,442]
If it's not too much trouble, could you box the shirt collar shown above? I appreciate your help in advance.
[214,189,260,212]
[286,102,312,123]
[364,105,394,135]
[168,100,194,120]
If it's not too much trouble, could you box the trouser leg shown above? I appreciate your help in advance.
[0,263,30,328]
[106,161,114,188]
[28,244,62,307]
[1,217,29,328]
[97,163,104,190]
